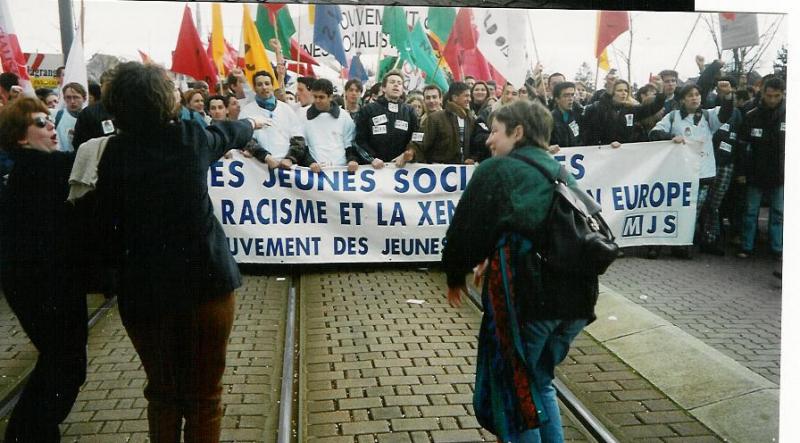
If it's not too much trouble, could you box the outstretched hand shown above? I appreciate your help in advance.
[447,285,466,308]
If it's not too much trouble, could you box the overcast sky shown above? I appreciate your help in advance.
[6,0,788,88]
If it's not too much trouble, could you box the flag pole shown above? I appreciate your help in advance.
[594,57,600,94]
[295,5,301,76]
[673,14,702,70]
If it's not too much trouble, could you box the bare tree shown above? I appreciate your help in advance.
[611,14,634,85]
[702,14,785,79]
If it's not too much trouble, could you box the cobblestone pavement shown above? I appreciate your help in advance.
[558,330,722,442]
[299,268,721,443]
[0,275,288,442]
[0,293,107,413]
[600,245,781,384]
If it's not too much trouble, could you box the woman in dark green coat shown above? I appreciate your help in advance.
[443,100,598,443]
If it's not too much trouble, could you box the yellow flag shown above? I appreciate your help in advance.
[242,5,276,88]
[211,4,226,75]
[598,48,610,72]
[308,5,315,24]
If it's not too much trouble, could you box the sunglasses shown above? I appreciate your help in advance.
[33,115,54,128]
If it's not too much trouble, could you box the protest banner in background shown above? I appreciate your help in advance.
[209,140,701,263]
[558,140,702,248]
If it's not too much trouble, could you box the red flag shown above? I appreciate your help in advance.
[460,48,492,83]
[0,0,32,92]
[287,62,315,77]
[289,39,318,66]
[206,38,240,75]
[595,11,629,58]
[171,6,219,91]
[442,8,478,81]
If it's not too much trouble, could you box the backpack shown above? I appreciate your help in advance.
[509,153,619,276]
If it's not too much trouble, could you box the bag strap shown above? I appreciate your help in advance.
[509,152,604,216]
[508,152,561,184]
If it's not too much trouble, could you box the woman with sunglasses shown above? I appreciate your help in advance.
[0,97,87,442]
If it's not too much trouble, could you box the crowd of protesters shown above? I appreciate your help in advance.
[0,49,785,441]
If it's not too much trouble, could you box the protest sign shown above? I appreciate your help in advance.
[209,140,701,263]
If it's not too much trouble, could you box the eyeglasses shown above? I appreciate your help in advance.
[33,115,54,128]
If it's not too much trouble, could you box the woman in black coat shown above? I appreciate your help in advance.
[582,79,665,147]
[0,97,86,442]
[95,62,269,442]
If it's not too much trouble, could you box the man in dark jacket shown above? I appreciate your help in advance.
[72,69,118,150]
[737,76,785,259]
[419,82,481,164]
[353,70,420,169]
[549,82,585,148]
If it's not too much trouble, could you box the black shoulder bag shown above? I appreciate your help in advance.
[510,153,619,276]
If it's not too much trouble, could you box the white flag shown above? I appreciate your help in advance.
[473,8,531,86]
[59,24,88,108]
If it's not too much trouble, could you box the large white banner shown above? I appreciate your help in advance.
[558,140,702,247]
[209,140,701,263]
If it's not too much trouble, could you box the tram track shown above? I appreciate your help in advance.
[0,294,118,420]
[276,266,619,443]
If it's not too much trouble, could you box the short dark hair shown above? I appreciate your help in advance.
[552,81,576,99]
[226,73,241,88]
[548,72,565,85]
[252,70,274,86]
[103,62,176,133]
[0,73,19,92]
[486,80,497,87]
[659,69,679,79]
[445,82,470,102]
[205,94,229,110]
[311,78,334,96]
[0,97,50,150]
[88,81,102,101]
[35,88,53,101]
[381,70,404,87]
[344,79,363,93]
[491,100,553,149]
[297,76,315,90]
[422,84,442,98]
[55,66,65,77]
[635,83,657,102]
[464,75,475,81]
[735,90,751,102]
[763,77,786,92]
[677,83,701,100]
[63,82,87,98]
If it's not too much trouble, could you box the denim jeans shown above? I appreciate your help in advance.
[741,185,783,254]
[515,319,588,443]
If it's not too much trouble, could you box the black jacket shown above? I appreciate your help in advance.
[95,119,254,304]
[550,103,585,148]
[72,102,115,151]
[354,97,420,163]
[582,92,666,145]
[738,100,785,188]
[1,149,75,269]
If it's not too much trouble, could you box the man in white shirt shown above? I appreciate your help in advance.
[290,78,357,173]
[239,71,303,169]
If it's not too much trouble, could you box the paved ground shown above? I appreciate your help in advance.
[601,243,781,384]
[0,275,288,442]
[300,269,593,443]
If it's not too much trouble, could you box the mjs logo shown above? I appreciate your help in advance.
[621,212,678,238]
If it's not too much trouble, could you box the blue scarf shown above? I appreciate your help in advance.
[255,95,277,112]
